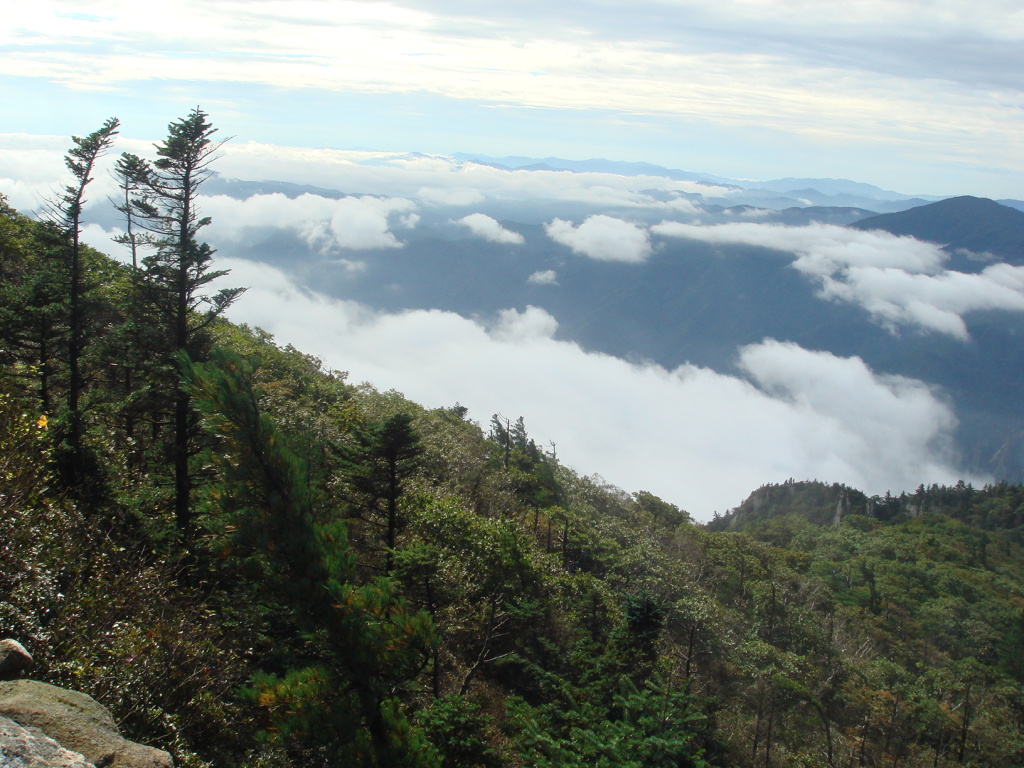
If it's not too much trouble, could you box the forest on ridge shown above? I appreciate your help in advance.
[2,112,1024,768]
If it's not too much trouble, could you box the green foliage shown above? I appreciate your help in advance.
[120,108,245,535]
[0,382,70,643]
[415,695,501,768]
[186,348,436,767]
[509,676,709,768]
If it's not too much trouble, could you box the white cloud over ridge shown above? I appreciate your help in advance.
[456,213,525,244]
[0,133,717,219]
[0,135,88,210]
[546,215,652,262]
[214,142,728,210]
[651,221,947,273]
[215,257,980,519]
[0,134,154,214]
[201,193,418,252]
[652,220,1024,339]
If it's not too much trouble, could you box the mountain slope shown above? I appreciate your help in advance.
[851,195,1024,265]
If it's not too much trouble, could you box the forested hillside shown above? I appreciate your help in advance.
[2,114,1024,768]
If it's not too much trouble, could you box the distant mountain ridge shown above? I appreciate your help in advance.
[450,153,735,186]
[851,195,1024,266]
[448,153,990,212]
[744,177,929,201]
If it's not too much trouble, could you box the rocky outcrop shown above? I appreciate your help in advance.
[0,640,33,681]
[0,714,92,768]
[0,680,173,768]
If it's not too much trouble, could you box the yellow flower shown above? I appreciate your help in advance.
[36,415,47,429]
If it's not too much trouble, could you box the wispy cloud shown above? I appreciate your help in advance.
[651,221,946,273]
[215,142,728,208]
[6,1,1024,195]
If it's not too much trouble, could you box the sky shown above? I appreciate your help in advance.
[4,0,1024,197]
[3,1,1023,517]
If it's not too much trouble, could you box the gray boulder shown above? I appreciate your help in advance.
[0,714,92,768]
[0,641,33,682]
[0,681,172,768]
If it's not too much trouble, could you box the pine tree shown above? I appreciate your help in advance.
[337,413,424,574]
[130,108,244,535]
[44,118,120,490]
[111,152,155,269]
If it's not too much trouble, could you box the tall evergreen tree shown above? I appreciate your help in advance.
[111,152,155,269]
[131,108,244,535]
[46,118,120,490]
[337,413,424,574]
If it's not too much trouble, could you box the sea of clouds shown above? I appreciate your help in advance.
[3,133,1014,517]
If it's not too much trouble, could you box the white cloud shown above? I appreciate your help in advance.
[490,306,559,342]
[217,257,980,518]
[546,214,652,262]
[397,212,421,229]
[665,197,703,214]
[738,339,957,476]
[455,213,525,244]
[528,269,559,285]
[0,177,52,212]
[201,192,417,252]
[81,222,132,264]
[737,206,773,218]
[817,265,1024,340]
[651,221,946,273]
[652,220,1024,338]
[335,258,368,274]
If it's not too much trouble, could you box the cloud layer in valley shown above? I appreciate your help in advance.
[652,221,1024,339]
[0,135,726,218]
[202,193,419,252]
[209,257,978,519]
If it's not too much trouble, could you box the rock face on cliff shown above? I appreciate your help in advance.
[0,714,93,768]
[0,680,173,768]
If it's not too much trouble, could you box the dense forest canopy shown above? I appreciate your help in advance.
[2,113,1023,768]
